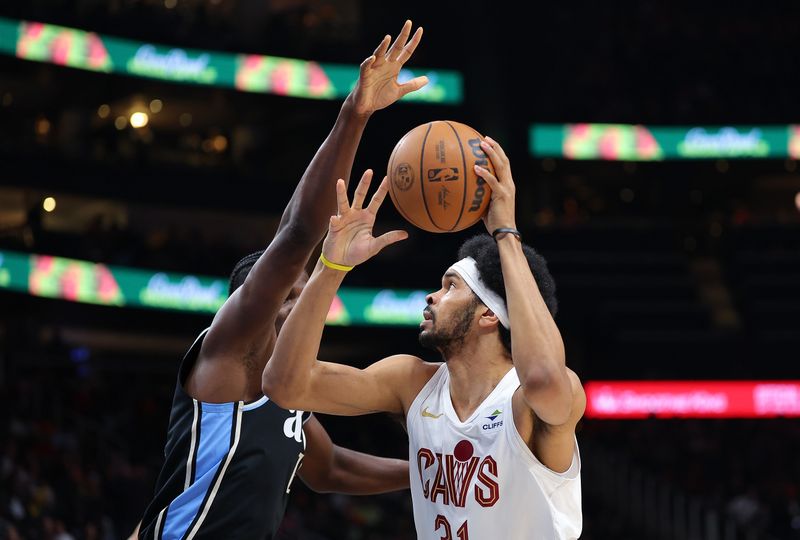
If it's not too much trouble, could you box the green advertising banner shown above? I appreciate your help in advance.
[0,250,425,326]
[0,16,461,104]
[530,123,800,161]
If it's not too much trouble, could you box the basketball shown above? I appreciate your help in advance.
[387,120,494,233]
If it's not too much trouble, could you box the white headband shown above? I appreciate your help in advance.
[448,257,509,329]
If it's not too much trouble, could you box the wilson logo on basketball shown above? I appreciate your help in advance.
[393,163,414,191]
[467,139,489,212]
[417,440,500,508]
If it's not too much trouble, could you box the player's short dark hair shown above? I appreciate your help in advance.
[228,250,265,296]
[457,234,558,354]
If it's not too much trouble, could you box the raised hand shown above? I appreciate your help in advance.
[350,20,428,117]
[321,170,408,268]
[474,137,518,233]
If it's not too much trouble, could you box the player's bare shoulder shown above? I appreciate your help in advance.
[515,368,584,426]
[374,354,442,413]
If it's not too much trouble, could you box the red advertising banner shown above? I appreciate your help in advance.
[585,381,800,419]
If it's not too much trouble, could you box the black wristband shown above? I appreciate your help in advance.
[492,227,522,241]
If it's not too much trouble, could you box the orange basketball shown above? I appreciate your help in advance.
[387,120,494,233]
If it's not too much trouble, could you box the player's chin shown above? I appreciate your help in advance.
[418,328,438,349]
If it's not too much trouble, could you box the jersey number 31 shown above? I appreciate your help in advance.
[435,515,468,540]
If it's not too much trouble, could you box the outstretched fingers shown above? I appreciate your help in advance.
[351,169,373,210]
[397,26,423,64]
[372,229,408,255]
[335,178,350,216]
[399,75,429,97]
[387,20,413,62]
[366,177,391,214]
[359,54,376,74]
[372,34,391,61]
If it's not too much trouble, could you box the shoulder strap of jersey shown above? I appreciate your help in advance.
[406,363,447,428]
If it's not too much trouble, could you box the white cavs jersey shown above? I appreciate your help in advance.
[407,364,582,540]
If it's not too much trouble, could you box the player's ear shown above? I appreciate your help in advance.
[477,307,500,329]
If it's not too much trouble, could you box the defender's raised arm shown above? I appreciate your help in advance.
[196,22,427,401]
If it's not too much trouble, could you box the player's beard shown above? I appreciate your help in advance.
[418,300,477,358]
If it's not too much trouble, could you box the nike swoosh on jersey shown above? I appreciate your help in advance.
[421,407,443,419]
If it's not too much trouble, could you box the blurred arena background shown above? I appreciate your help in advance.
[1,1,799,539]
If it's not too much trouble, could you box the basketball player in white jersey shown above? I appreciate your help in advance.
[262,137,585,539]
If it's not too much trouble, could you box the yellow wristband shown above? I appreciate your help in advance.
[319,253,354,272]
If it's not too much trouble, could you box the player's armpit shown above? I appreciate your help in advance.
[513,369,586,474]
[265,354,432,417]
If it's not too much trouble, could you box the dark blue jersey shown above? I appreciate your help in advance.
[139,330,310,540]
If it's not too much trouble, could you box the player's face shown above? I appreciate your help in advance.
[419,270,479,355]
[276,271,309,334]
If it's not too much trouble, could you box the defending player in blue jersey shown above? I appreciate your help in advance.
[136,21,428,540]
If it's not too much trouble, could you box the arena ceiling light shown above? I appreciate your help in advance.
[129,111,149,128]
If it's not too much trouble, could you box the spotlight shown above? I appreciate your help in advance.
[43,197,56,212]
[130,111,149,128]
[212,135,228,152]
[35,118,51,136]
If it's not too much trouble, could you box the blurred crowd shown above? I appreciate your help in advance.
[583,419,800,540]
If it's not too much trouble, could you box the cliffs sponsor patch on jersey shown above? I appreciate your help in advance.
[417,439,500,508]
[482,408,503,431]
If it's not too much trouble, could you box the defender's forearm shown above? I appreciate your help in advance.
[278,97,369,242]
[326,446,409,495]
[262,263,345,404]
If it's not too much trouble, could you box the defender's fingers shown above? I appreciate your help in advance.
[373,230,409,254]
[367,177,391,214]
[387,20,412,61]
[397,26,423,64]
[373,35,391,59]
[336,179,350,215]
[352,169,373,209]
[359,55,376,74]
[398,76,429,97]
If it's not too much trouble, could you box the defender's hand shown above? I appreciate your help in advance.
[350,20,428,117]
[322,170,408,268]
[475,137,518,233]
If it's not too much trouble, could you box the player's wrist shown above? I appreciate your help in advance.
[492,226,522,243]
[319,252,354,273]
[342,93,373,121]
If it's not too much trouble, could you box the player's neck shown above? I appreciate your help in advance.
[444,338,512,422]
